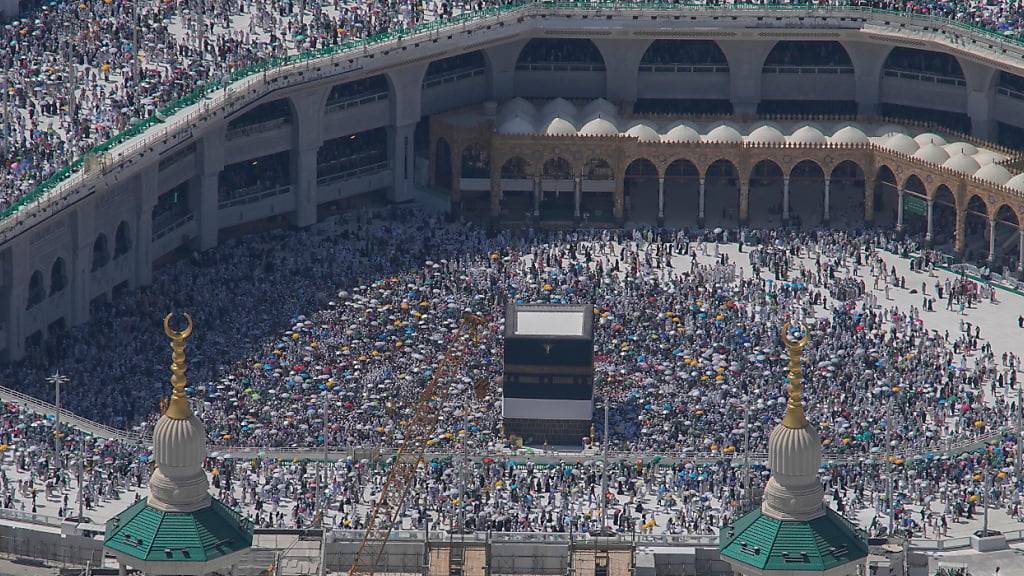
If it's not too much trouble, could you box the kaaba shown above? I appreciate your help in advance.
[502,303,594,445]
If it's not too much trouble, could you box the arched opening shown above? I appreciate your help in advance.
[541,157,575,221]
[424,51,487,87]
[114,221,131,258]
[664,159,700,227]
[325,74,390,112]
[900,175,929,236]
[226,98,293,138]
[873,165,899,226]
[219,151,291,207]
[434,138,453,191]
[49,258,67,296]
[828,161,865,228]
[152,181,190,240]
[748,160,785,226]
[759,41,856,115]
[964,196,990,264]
[317,127,389,185]
[993,205,1021,272]
[931,185,958,252]
[27,271,44,309]
[499,157,532,220]
[788,160,826,226]
[460,144,491,219]
[582,158,615,222]
[705,159,740,227]
[881,47,969,133]
[92,234,110,272]
[636,40,731,115]
[624,158,659,224]
[515,38,606,98]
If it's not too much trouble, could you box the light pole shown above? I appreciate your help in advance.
[599,399,609,534]
[47,371,69,469]
[1016,384,1022,480]
[886,397,895,538]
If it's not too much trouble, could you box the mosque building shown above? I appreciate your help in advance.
[719,324,869,576]
[104,314,253,576]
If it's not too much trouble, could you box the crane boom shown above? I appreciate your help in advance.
[348,312,486,576]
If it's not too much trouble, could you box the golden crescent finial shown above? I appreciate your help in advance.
[163,313,193,341]
[163,313,194,420]
[780,321,809,429]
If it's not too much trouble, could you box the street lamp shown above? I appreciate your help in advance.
[46,371,69,468]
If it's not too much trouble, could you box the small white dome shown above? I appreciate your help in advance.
[581,98,618,120]
[945,142,978,156]
[1006,173,1024,192]
[789,126,827,145]
[540,98,578,122]
[747,125,787,145]
[497,114,536,135]
[943,153,982,173]
[579,117,619,137]
[914,132,947,146]
[544,116,577,137]
[153,413,206,470]
[625,122,661,143]
[885,133,920,155]
[661,122,701,143]
[704,124,743,143]
[874,125,907,138]
[830,126,869,145]
[498,97,537,121]
[912,144,949,164]
[973,152,997,166]
[974,163,1012,185]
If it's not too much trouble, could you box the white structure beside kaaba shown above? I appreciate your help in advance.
[502,303,594,445]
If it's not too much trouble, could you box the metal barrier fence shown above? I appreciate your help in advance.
[0,526,103,568]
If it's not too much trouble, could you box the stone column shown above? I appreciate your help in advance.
[450,145,462,220]
[196,122,225,251]
[489,172,501,219]
[988,218,997,263]
[291,145,319,229]
[533,176,541,217]
[6,240,27,360]
[1018,229,1023,272]
[574,175,582,219]
[782,176,790,222]
[136,166,157,287]
[926,199,934,243]
[896,189,905,232]
[613,174,625,222]
[864,174,876,224]
[823,178,831,224]
[739,180,749,225]
[657,177,665,221]
[955,205,967,255]
[389,122,417,204]
[698,177,706,226]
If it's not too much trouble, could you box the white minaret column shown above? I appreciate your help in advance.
[1019,229,1024,272]
[782,176,790,221]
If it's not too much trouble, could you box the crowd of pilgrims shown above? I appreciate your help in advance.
[4,0,1024,214]
[0,207,1017,538]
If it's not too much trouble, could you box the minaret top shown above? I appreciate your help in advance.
[780,322,809,429]
[163,313,194,420]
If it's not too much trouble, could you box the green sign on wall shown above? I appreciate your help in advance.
[903,194,928,216]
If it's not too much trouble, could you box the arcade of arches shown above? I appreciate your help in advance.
[429,120,1024,271]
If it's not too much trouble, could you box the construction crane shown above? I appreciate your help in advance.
[348,311,487,576]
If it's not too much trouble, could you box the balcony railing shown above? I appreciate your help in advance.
[883,68,967,87]
[763,65,854,74]
[316,160,390,187]
[218,184,292,209]
[639,64,729,73]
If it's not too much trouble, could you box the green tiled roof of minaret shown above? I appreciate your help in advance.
[104,498,253,564]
